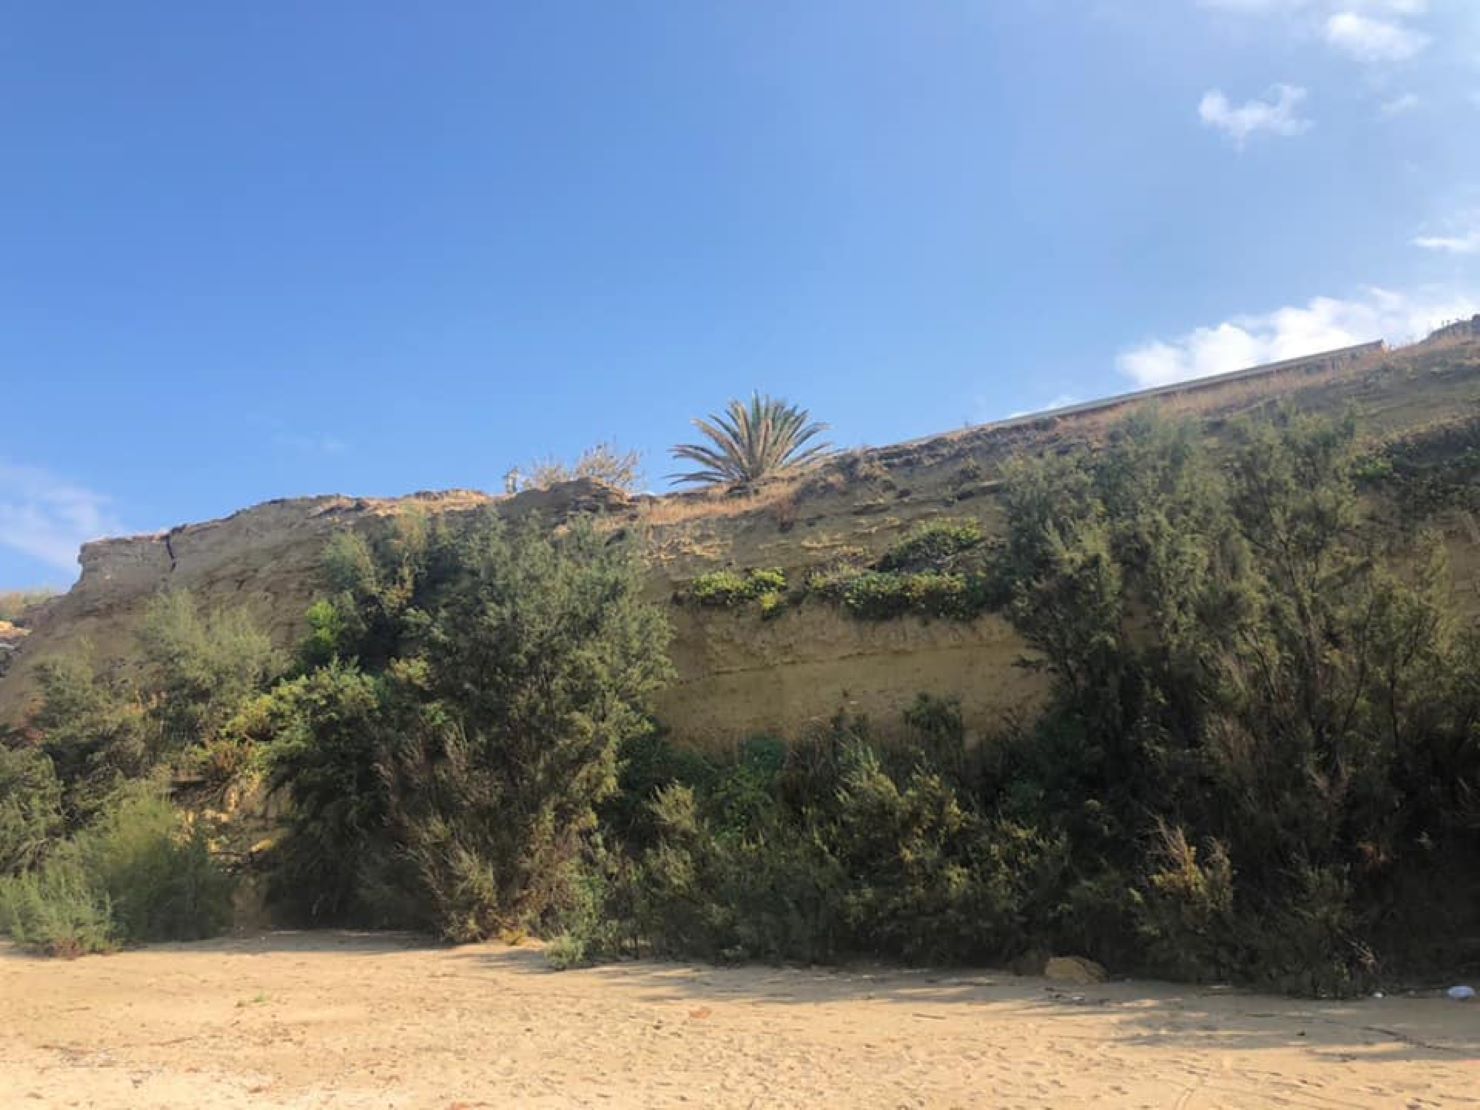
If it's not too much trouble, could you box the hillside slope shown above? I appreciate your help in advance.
[4,326,1479,746]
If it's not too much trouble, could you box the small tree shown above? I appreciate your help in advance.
[670,393,831,487]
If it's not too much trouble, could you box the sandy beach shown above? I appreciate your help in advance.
[1,932,1475,1108]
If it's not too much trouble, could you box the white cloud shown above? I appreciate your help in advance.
[1116,285,1480,387]
[1199,84,1312,147]
[1324,11,1429,61]
[1378,92,1421,117]
[1201,1,1433,67]
[1413,215,1480,255]
[0,462,125,577]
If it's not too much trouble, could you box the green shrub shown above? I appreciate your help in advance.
[1351,453,1394,482]
[0,787,231,955]
[29,594,277,827]
[0,746,64,875]
[582,721,1069,969]
[390,519,672,941]
[989,411,1480,993]
[801,525,992,622]
[878,519,986,571]
[544,932,589,970]
[138,591,280,754]
[0,846,115,957]
[1132,824,1239,983]
[264,661,418,928]
[756,590,787,619]
[689,570,750,606]
[33,654,152,824]
[829,746,1066,963]
[829,570,988,621]
[689,568,788,610]
[631,782,846,963]
[78,789,233,943]
[803,561,865,601]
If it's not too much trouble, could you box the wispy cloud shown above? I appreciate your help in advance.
[274,431,350,455]
[1378,91,1421,117]
[1413,214,1480,255]
[1115,285,1479,387]
[1199,84,1312,147]
[1006,394,1083,420]
[246,414,351,457]
[0,462,126,577]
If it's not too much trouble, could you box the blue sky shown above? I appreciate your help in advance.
[3,1,1478,588]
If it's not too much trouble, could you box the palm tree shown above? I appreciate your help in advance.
[669,393,832,487]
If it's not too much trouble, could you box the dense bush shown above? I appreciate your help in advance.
[0,745,63,875]
[11,410,1475,996]
[565,711,1067,967]
[138,591,280,753]
[0,846,115,956]
[262,662,410,926]
[1,591,271,956]
[989,412,1480,992]
[547,413,1480,993]
[33,592,282,824]
[0,786,232,955]
[78,788,233,943]
[32,654,153,824]
[265,512,674,941]
[1355,413,1480,521]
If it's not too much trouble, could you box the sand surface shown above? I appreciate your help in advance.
[2,932,1476,1108]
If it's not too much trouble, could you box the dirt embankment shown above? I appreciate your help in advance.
[2,932,1476,1108]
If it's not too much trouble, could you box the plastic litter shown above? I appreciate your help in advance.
[1447,985,1475,1001]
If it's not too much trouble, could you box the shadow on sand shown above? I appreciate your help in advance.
[451,942,1480,1065]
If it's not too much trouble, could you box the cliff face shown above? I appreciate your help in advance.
[5,332,1479,747]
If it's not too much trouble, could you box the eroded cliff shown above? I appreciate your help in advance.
[5,329,1479,747]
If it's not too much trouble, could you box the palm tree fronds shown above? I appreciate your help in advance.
[668,393,832,487]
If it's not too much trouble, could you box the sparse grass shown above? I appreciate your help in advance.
[633,480,808,528]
